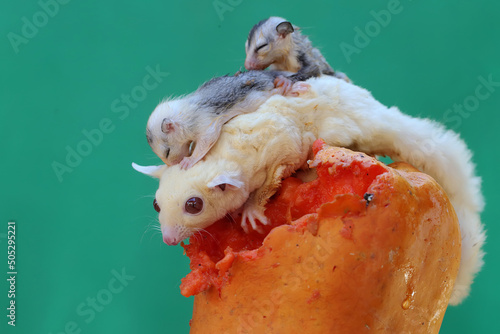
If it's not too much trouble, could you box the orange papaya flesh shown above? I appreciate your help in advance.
[182,140,460,333]
[183,140,403,297]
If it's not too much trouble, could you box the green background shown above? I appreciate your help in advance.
[1,0,499,333]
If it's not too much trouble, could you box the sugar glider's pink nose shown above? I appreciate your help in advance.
[245,59,257,70]
[162,226,180,246]
[163,235,179,246]
[245,59,268,71]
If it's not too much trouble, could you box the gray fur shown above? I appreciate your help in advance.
[147,70,291,168]
[193,70,284,114]
[245,16,350,83]
[290,34,336,81]
[247,18,268,46]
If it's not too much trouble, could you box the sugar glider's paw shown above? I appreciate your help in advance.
[179,156,197,170]
[241,203,269,234]
[274,76,294,95]
[287,82,311,97]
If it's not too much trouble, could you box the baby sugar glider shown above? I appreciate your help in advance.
[245,16,350,83]
[147,70,308,169]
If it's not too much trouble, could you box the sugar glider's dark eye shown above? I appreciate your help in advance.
[185,197,203,215]
[153,198,161,213]
[165,148,170,159]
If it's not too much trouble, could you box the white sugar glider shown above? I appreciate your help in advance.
[147,70,305,169]
[133,75,484,306]
[245,16,351,83]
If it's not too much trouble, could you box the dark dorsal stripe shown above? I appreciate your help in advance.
[297,51,309,69]
[247,18,269,46]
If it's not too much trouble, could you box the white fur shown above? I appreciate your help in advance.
[134,76,484,305]
[147,77,296,169]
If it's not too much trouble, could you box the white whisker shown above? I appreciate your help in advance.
[140,217,161,244]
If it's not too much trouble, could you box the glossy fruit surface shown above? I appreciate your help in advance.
[185,141,461,334]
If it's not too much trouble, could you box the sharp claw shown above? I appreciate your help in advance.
[241,205,269,233]
[260,215,270,225]
[274,77,285,87]
[274,76,295,95]
[240,218,249,234]
[249,217,258,231]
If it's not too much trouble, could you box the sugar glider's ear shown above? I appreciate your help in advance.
[161,118,176,134]
[207,172,244,191]
[276,21,294,38]
[132,162,166,179]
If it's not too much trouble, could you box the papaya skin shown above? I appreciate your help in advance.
[186,142,461,334]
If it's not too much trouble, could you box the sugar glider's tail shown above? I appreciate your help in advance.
[310,76,485,304]
[361,105,485,306]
